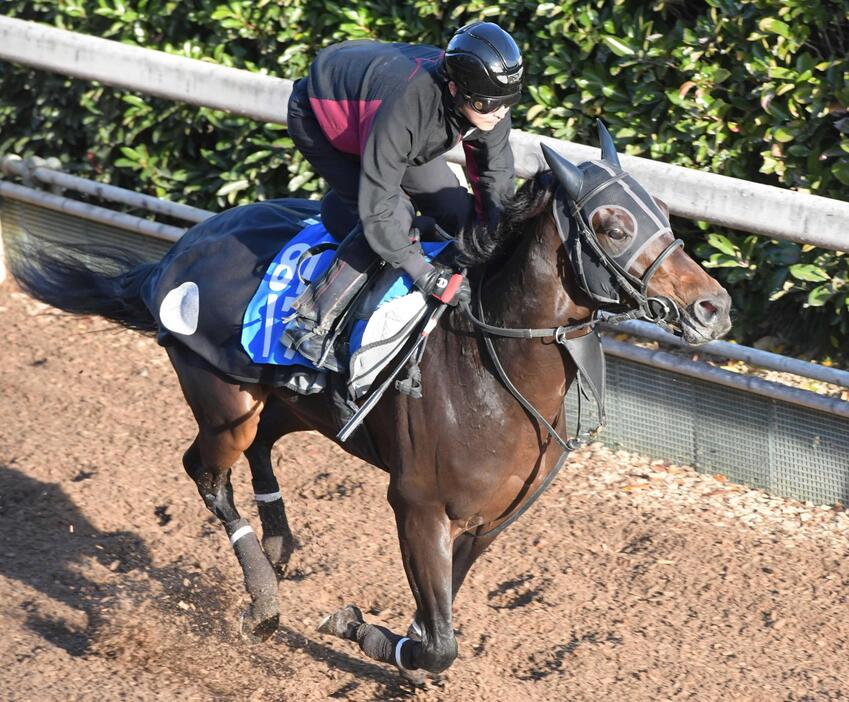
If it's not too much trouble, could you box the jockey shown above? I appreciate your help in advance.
[283,22,523,370]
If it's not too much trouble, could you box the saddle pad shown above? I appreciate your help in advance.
[241,222,337,366]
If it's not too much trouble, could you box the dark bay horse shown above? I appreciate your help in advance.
[8,124,731,676]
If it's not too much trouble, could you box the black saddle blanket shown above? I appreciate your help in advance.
[141,198,322,385]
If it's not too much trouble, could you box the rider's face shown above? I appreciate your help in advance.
[459,102,510,131]
[448,82,511,132]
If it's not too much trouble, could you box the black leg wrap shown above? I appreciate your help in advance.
[355,623,417,670]
[256,499,295,569]
[227,518,278,607]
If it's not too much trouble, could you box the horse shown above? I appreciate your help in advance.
[7,122,731,677]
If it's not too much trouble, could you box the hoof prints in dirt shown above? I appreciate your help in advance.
[72,469,97,482]
[154,504,172,526]
[513,630,625,681]
[487,573,549,610]
[299,472,364,501]
[619,533,653,554]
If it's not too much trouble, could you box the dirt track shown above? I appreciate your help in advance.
[2,283,849,701]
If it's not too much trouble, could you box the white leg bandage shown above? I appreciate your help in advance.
[254,491,282,503]
[394,636,411,670]
[229,524,254,545]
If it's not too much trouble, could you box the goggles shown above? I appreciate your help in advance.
[464,91,521,114]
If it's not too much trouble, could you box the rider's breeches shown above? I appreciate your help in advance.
[287,79,474,251]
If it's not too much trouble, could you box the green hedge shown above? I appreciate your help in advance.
[1,1,848,358]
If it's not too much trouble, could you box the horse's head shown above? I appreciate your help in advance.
[542,122,731,344]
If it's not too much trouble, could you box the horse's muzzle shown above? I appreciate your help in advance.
[682,289,732,344]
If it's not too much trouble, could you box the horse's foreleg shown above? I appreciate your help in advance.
[393,505,457,674]
[408,529,497,640]
[450,530,497,597]
[317,504,456,676]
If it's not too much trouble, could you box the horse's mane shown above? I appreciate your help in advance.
[455,170,555,266]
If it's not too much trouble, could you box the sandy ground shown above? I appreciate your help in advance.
[2,283,849,702]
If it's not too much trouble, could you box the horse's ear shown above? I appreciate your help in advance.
[653,196,670,219]
[596,119,621,169]
[541,143,583,202]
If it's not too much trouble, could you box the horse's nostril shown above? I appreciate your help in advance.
[696,299,718,325]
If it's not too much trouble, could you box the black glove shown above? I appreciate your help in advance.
[413,263,471,307]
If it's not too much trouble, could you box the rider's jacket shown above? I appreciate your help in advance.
[301,40,515,270]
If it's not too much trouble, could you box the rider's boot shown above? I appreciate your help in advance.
[282,225,378,372]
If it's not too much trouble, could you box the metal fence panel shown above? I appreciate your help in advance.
[606,358,696,466]
[771,405,849,504]
[692,380,772,492]
[567,358,849,505]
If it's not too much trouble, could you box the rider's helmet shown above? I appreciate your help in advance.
[444,22,523,114]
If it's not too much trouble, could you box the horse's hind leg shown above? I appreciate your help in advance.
[243,397,306,577]
[167,345,279,643]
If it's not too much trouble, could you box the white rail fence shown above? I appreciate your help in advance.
[1,15,848,251]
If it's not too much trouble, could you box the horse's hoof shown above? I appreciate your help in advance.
[316,604,363,640]
[239,607,280,644]
[262,535,295,579]
[406,617,423,642]
[398,666,427,687]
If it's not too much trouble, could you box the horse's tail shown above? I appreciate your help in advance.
[8,240,159,334]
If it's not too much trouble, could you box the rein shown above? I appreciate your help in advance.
[459,284,638,540]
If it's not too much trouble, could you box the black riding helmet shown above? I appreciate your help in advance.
[444,22,523,114]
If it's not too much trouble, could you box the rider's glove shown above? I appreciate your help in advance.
[413,263,471,307]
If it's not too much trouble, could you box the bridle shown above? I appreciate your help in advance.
[464,169,687,347]
[555,164,685,332]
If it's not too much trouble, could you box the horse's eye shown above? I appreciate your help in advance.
[606,227,626,240]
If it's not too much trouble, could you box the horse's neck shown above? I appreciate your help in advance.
[477,213,593,409]
[484,212,591,336]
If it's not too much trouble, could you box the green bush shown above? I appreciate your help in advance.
[1,1,848,357]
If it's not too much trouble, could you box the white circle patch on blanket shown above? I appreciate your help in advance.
[159,281,200,336]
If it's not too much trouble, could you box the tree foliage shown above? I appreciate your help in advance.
[1,0,848,357]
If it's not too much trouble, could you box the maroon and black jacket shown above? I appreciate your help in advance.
[302,39,515,268]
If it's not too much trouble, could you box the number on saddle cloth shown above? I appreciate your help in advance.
[241,222,338,367]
